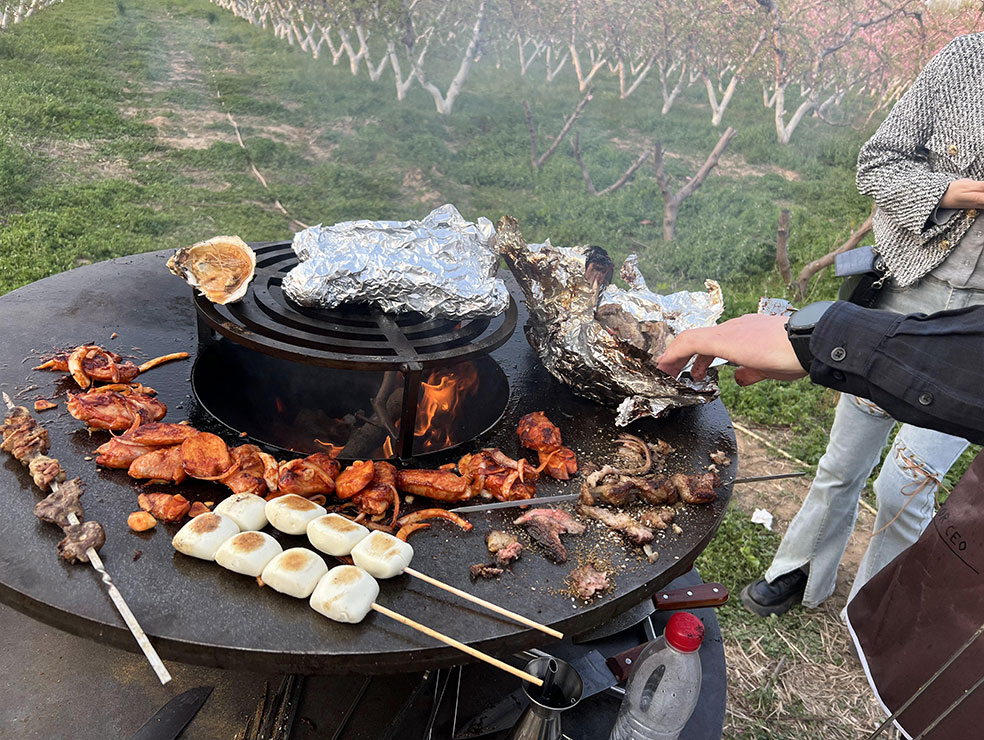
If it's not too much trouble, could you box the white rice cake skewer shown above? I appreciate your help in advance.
[261,547,329,599]
[265,495,327,535]
[350,530,413,579]
[172,512,241,561]
[309,565,380,624]
[215,531,283,577]
[307,514,369,556]
[309,566,545,687]
[214,493,269,531]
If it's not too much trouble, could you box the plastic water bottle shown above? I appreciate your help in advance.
[608,611,704,740]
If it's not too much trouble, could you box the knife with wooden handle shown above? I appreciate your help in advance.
[605,583,729,682]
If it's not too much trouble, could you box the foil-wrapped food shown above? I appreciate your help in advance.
[283,204,509,319]
[495,216,724,426]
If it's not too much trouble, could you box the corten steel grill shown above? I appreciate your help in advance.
[0,250,736,676]
[192,241,517,459]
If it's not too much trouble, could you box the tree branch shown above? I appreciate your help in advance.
[793,209,874,299]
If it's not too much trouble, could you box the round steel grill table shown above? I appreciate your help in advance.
[0,251,735,675]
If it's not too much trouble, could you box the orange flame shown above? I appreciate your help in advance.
[414,362,480,449]
[382,436,395,458]
[314,438,344,457]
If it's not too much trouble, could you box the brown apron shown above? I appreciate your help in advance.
[846,450,984,739]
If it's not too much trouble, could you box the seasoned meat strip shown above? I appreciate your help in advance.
[578,504,654,545]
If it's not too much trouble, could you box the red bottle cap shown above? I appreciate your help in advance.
[665,612,704,652]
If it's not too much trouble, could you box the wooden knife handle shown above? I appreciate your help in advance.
[606,643,650,683]
[652,582,729,610]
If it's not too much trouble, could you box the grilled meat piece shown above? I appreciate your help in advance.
[181,432,234,479]
[513,508,585,563]
[2,406,50,460]
[569,563,609,600]
[94,422,199,469]
[579,478,638,507]
[67,384,166,431]
[517,411,563,451]
[137,492,191,522]
[469,563,504,580]
[671,472,719,504]
[487,530,523,566]
[336,460,375,499]
[34,399,57,412]
[396,469,476,502]
[95,437,163,469]
[640,507,676,531]
[220,444,273,496]
[57,521,105,563]
[578,504,654,545]
[28,454,65,491]
[276,453,340,498]
[34,478,85,528]
[128,445,187,485]
[353,462,399,521]
[487,530,518,553]
[459,450,537,501]
[516,411,578,480]
[495,541,523,566]
[632,477,678,506]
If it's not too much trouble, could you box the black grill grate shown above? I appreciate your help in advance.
[193,241,517,371]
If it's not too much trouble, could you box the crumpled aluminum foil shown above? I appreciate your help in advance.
[495,216,724,427]
[283,204,509,319]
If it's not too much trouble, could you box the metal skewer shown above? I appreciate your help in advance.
[2,392,171,685]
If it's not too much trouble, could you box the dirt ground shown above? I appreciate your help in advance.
[726,424,897,739]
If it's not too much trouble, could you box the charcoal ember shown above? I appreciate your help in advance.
[495,217,723,426]
[57,521,105,563]
[28,455,66,492]
[513,509,585,564]
[469,563,504,580]
[34,478,85,528]
[569,563,609,600]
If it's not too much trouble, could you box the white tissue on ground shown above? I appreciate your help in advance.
[751,508,774,531]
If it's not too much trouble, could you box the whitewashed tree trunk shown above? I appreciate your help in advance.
[545,45,568,82]
[570,43,606,92]
[618,53,656,99]
[416,1,485,115]
[658,60,688,115]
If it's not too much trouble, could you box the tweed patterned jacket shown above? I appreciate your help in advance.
[856,33,984,288]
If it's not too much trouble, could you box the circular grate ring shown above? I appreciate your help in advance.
[193,241,517,370]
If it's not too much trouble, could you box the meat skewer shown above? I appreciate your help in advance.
[2,392,172,685]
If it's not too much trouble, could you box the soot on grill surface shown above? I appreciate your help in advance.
[191,242,516,460]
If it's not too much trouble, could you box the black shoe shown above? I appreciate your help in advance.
[740,568,808,617]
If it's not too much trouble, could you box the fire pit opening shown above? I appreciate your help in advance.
[189,242,516,460]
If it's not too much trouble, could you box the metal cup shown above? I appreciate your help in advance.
[505,657,583,740]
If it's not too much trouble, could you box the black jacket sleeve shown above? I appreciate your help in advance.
[808,302,984,445]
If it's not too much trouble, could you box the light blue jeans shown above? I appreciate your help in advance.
[764,275,984,609]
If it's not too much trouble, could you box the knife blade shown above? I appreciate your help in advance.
[453,650,616,739]
[449,472,805,514]
[130,686,213,740]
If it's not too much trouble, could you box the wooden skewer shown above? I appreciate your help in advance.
[2,392,172,685]
[404,566,563,640]
[370,602,543,687]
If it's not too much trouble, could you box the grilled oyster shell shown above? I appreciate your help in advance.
[167,235,256,304]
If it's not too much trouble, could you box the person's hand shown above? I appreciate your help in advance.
[940,179,984,210]
[656,313,808,386]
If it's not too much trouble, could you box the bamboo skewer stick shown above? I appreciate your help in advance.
[2,392,172,685]
[370,602,544,687]
[403,566,563,640]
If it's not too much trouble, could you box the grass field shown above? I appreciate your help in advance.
[0,1,964,736]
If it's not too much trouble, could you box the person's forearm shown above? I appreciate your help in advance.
[810,303,984,444]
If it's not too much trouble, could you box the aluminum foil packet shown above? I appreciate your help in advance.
[495,216,724,427]
[283,204,509,319]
